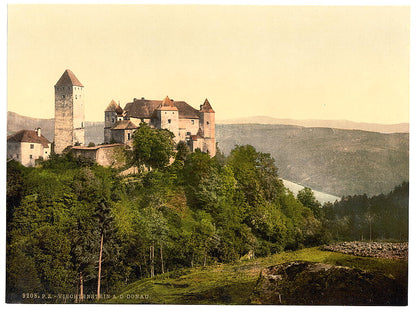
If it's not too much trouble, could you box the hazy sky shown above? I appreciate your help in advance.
[8,4,410,123]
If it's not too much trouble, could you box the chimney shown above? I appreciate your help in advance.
[36,128,41,137]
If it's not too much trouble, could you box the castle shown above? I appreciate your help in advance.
[104,96,216,155]
[53,69,216,157]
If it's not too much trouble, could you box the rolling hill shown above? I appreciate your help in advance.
[216,124,408,197]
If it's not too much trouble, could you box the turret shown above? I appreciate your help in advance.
[104,99,118,143]
[199,98,216,155]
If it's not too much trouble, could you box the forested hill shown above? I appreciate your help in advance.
[7,112,408,197]
[216,124,408,197]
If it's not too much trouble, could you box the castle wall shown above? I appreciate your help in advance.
[111,129,135,146]
[104,128,112,144]
[199,112,215,139]
[158,110,179,142]
[72,144,126,167]
[202,138,216,156]
[178,118,200,141]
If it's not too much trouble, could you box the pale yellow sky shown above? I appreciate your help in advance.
[8,5,410,123]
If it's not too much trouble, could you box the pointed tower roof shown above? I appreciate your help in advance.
[115,103,124,115]
[200,98,215,113]
[105,99,118,112]
[55,69,84,87]
[156,96,178,111]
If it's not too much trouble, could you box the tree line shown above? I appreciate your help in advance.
[6,124,408,302]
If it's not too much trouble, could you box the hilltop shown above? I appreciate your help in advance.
[218,116,409,133]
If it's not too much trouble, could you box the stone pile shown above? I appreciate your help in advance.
[323,241,408,260]
[251,261,407,305]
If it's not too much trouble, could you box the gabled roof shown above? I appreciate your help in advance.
[111,120,137,130]
[55,69,84,87]
[156,96,178,111]
[200,98,215,113]
[7,130,50,148]
[124,98,200,119]
[105,99,118,112]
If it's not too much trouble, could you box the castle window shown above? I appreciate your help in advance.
[75,95,77,99]
[30,155,33,159]
[207,121,210,125]
[168,119,171,124]
[30,144,34,149]
[62,95,65,99]
[191,120,194,125]
[81,122,84,128]
[112,118,115,123]
[128,133,131,140]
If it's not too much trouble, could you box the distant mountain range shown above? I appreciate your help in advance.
[7,111,409,197]
[216,124,408,197]
[218,116,409,133]
[7,111,104,144]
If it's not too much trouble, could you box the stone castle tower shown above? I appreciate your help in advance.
[54,69,85,154]
[199,98,216,155]
[104,99,123,143]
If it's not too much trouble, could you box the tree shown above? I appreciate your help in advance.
[132,123,175,171]
[297,187,322,219]
[175,141,191,162]
[227,145,284,206]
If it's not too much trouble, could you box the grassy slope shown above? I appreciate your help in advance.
[106,247,407,304]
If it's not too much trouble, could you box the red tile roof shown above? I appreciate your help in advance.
[156,96,178,111]
[55,69,84,87]
[7,130,51,148]
[200,98,215,113]
[124,98,200,119]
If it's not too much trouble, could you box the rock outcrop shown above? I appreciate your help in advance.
[251,261,406,305]
[323,242,408,260]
